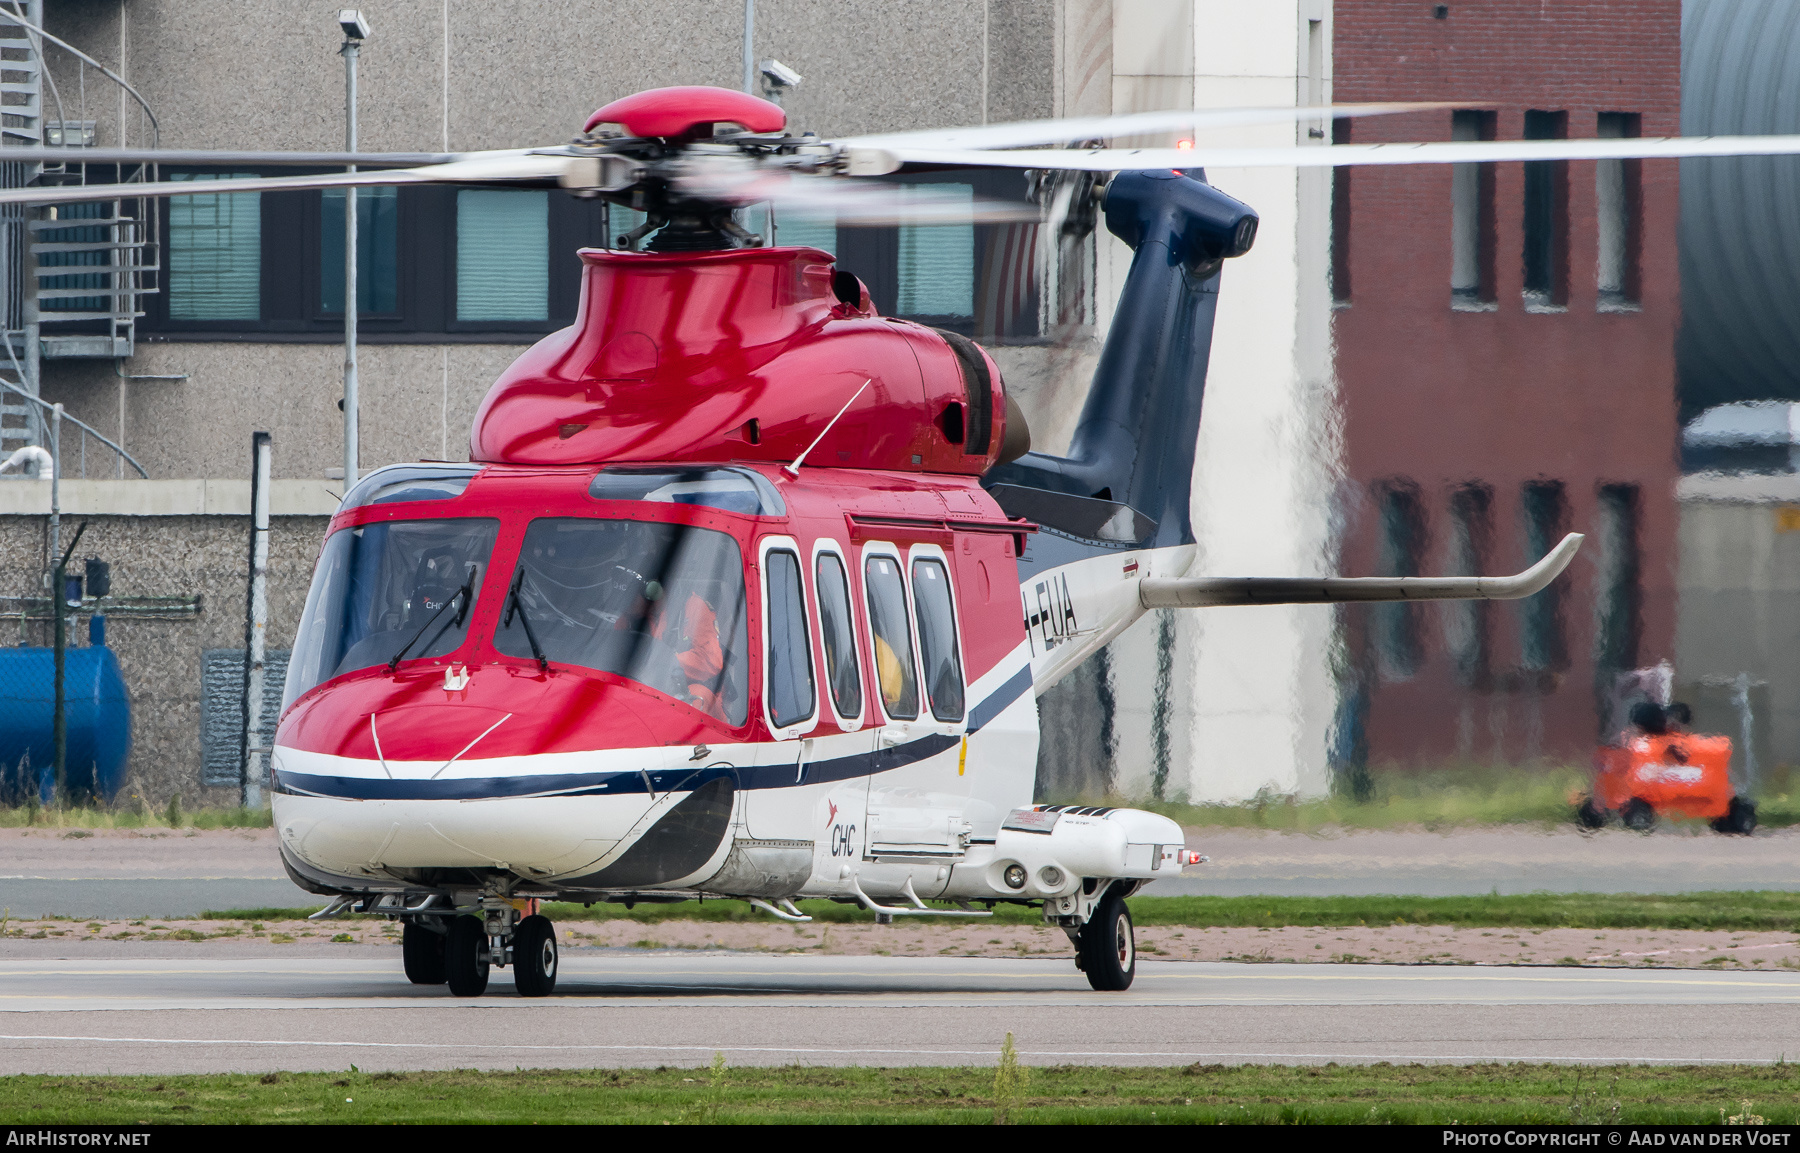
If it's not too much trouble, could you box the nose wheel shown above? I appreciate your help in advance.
[1075,884,1136,991]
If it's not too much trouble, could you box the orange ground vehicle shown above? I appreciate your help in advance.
[1578,704,1755,833]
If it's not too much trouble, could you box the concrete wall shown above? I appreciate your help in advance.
[0,507,328,808]
[1677,474,1800,769]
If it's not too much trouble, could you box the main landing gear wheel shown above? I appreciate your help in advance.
[513,914,558,997]
[446,914,490,998]
[1621,797,1656,832]
[402,921,446,985]
[1076,885,1136,992]
[1574,798,1607,830]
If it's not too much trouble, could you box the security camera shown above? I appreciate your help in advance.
[338,9,370,41]
[759,58,802,100]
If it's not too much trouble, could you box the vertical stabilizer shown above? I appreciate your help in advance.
[985,170,1257,558]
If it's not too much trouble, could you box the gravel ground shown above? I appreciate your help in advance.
[6,914,1797,970]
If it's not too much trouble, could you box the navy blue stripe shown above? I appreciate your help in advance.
[967,664,1033,732]
[273,663,1032,802]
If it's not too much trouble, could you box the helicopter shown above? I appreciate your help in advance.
[15,83,1793,996]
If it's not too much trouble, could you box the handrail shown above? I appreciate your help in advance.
[0,4,160,145]
[0,373,148,479]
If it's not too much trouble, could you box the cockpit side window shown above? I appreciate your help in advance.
[863,552,919,721]
[494,518,749,725]
[284,517,499,708]
[764,549,816,731]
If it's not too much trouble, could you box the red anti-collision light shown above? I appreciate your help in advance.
[585,86,786,138]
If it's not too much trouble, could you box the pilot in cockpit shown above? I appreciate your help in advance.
[405,550,464,624]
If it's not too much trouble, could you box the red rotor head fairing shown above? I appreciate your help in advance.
[584,86,787,140]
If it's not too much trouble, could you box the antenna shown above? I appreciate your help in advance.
[784,378,870,477]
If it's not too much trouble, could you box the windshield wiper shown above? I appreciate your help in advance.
[387,564,476,675]
[504,566,551,675]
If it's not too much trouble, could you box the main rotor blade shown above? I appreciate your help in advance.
[0,147,454,167]
[836,102,1452,153]
[0,151,570,207]
[679,167,1039,225]
[857,134,1800,173]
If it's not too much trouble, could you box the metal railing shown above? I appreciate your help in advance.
[0,374,146,479]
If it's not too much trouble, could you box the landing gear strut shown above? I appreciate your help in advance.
[438,904,557,998]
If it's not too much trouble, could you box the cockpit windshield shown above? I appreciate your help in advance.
[494,518,749,725]
[284,518,499,708]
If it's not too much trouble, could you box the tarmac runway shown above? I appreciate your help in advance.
[13,823,1800,918]
[6,950,1800,1073]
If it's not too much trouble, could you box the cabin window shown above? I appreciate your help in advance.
[764,549,816,730]
[815,551,863,720]
[284,517,499,709]
[494,518,750,724]
[863,553,920,720]
[910,557,965,723]
[166,173,262,320]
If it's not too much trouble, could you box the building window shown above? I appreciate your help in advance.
[1595,112,1642,311]
[456,189,549,321]
[1593,483,1641,731]
[1443,483,1493,686]
[1520,481,1570,672]
[1374,482,1426,681]
[166,173,261,320]
[1522,110,1568,312]
[1331,117,1352,306]
[773,210,836,253]
[1450,110,1496,311]
[896,184,975,318]
[320,186,399,315]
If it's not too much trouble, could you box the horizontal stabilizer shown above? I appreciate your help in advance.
[1139,532,1583,609]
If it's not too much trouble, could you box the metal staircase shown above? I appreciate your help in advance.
[0,1,159,473]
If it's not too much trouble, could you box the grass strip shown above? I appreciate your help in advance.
[0,806,272,830]
[201,890,1800,932]
[4,1062,1798,1124]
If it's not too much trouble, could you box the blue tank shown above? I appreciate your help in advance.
[0,636,131,804]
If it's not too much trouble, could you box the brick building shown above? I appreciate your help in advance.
[1329,1,1682,772]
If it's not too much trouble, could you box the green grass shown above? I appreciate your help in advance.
[201,889,1800,932]
[0,805,272,830]
[1129,763,1800,831]
[3,1062,1797,1124]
